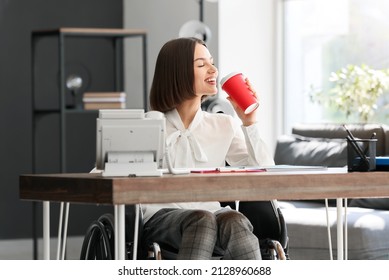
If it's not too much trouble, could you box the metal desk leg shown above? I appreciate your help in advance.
[56,202,64,260]
[56,202,70,260]
[114,205,126,260]
[61,202,70,260]
[324,199,333,260]
[133,204,140,260]
[344,198,348,260]
[43,201,50,260]
[336,198,344,260]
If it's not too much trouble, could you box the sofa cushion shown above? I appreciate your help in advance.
[349,198,389,210]
[279,201,389,260]
[292,123,389,156]
[274,134,347,167]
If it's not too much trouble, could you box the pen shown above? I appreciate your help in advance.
[343,124,357,140]
[344,125,370,169]
[346,136,370,170]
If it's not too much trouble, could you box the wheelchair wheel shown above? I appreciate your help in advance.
[80,214,114,260]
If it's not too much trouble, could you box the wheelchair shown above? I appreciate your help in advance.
[80,200,289,260]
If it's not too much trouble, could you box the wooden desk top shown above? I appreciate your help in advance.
[19,168,389,205]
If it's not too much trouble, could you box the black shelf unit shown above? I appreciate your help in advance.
[31,28,148,173]
[30,28,148,259]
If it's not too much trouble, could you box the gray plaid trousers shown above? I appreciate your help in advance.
[143,207,261,260]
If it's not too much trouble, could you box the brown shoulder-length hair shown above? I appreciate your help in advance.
[149,37,206,112]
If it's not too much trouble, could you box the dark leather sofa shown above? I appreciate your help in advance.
[274,123,389,259]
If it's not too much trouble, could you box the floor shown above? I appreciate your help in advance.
[0,236,84,260]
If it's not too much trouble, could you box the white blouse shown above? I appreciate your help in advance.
[142,108,275,223]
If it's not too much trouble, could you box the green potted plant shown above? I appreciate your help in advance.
[311,64,389,123]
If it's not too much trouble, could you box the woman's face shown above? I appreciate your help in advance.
[193,43,218,97]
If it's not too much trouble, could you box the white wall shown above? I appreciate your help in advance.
[218,0,281,154]
[123,0,281,154]
[123,0,218,109]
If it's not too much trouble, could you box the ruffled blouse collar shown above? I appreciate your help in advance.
[165,108,208,167]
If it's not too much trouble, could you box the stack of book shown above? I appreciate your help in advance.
[82,92,126,110]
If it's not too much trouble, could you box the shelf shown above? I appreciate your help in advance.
[31,27,148,174]
[32,28,147,37]
[33,108,99,114]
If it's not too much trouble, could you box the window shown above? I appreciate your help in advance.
[283,0,389,132]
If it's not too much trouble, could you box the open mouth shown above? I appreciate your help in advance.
[205,78,216,84]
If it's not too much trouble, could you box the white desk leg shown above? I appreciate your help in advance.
[114,205,126,260]
[133,204,140,260]
[61,202,70,260]
[56,202,64,260]
[344,199,348,260]
[324,199,333,260]
[55,202,70,260]
[336,198,344,260]
[43,201,50,260]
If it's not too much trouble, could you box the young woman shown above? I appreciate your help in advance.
[141,37,275,260]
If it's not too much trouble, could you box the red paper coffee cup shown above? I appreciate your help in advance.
[220,72,259,114]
